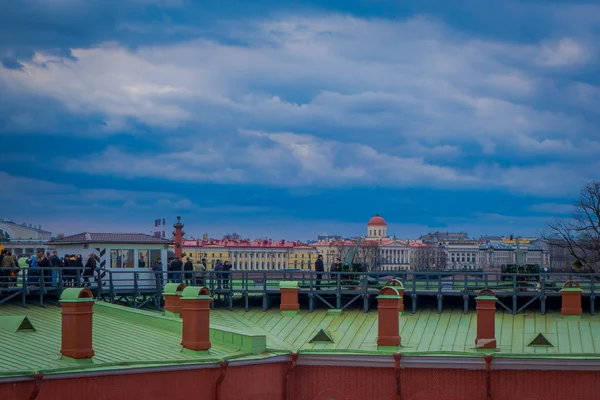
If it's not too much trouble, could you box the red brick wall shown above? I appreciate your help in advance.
[2,363,600,400]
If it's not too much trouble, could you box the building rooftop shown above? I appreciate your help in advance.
[182,239,313,249]
[2,302,600,378]
[49,233,172,245]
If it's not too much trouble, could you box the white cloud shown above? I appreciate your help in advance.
[63,130,478,188]
[535,38,588,67]
[0,14,598,196]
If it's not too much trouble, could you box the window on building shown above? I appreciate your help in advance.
[138,249,149,268]
[110,250,122,268]
[149,249,161,266]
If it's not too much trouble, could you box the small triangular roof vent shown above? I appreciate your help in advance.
[528,333,553,347]
[0,316,36,332]
[310,329,334,343]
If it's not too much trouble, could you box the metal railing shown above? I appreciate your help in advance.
[1,268,597,314]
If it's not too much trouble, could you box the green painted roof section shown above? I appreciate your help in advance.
[279,281,299,289]
[0,303,285,378]
[5,302,600,377]
[233,307,600,358]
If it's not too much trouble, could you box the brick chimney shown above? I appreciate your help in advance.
[475,289,497,349]
[60,288,95,360]
[280,281,300,316]
[384,279,405,312]
[560,281,583,316]
[163,283,186,317]
[377,286,401,349]
[180,286,212,353]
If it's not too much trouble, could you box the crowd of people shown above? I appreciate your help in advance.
[0,250,100,288]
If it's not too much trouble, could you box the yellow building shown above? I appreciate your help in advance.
[502,237,536,245]
[179,239,317,270]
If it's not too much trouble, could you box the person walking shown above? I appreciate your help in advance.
[26,254,39,287]
[83,253,96,287]
[183,257,193,285]
[50,250,61,287]
[1,250,13,288]
[315,254,324,290]
[194,258,207,286]
[222,261,232,289]
[74,255,84,285]
[38,252,50,285]
[214,260,223,289]
[152,257,164,288]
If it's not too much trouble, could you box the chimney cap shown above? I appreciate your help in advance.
[181,286,212,300]
[60,288,94,303]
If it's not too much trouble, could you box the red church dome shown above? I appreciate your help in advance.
[367,214,387,226]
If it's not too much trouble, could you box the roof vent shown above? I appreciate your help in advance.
[0,316,36,332]
[309,329,334,343]
[528,333,553,347]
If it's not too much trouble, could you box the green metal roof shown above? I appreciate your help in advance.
[235,308,600,357]
[0,303,284,378]
[3,303,600,378]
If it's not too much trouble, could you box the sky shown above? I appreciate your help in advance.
[1,0,599,240]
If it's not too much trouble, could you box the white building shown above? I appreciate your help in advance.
[378,240,413,271]
[446,241,481,270]
[367,214,388,239]
[49,233,171,288]
[0,218,54,256]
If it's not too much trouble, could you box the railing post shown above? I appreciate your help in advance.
[540,274,546,315]
[262,271,269,311]
[463,274,469,314]
[363,273,369,312]
[411,273,417,313]
[108,270,115,303]
[591,279,596,316]
[437,275,443,314]
[512,276,517,315]
[336,273,341,309]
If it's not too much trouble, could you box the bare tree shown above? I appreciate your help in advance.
[356,239,380,270]
[222,233,242,241]
[329,239,351,265]
[56,233,65,239]
[543,182,600,272]
[410,246,447,271]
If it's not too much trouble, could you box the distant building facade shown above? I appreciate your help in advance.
[421,231,468,244]
[180,239,317,270]
[0,217,54,256]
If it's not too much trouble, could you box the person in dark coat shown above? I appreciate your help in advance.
[315,255,324,289]
[222,261,232,289]
[214,260,223,289]
[83,253,97,287]
[37,252,51,286]
[74,254,84,285]
[183,257,193,285]
[152,257,164,288]
[170,257,183,283]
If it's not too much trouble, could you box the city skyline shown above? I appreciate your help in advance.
[1,0,598,239]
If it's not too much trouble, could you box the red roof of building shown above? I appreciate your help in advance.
[49,233,172,245]
[182,239,312,249]
[367,214,387,226]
